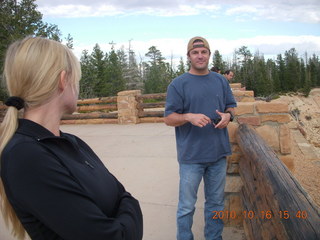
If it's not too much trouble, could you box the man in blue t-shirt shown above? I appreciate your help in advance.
[164,36,237,240]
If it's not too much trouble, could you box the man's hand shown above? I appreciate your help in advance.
[186,113,211,128]
[214,110,231,129]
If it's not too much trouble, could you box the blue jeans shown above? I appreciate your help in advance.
[177,158,227,240]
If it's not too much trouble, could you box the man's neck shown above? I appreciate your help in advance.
[189,68,210,76]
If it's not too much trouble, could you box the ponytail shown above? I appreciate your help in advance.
[0,107,26,239]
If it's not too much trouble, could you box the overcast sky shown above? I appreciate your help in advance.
[37,0,320,65]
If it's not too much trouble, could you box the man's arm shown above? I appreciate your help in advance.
[164,112,211,128]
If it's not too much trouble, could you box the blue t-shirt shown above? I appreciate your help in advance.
[165,72,237,164]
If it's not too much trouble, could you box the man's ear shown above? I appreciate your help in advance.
[58,71,67,92]
[187,53,190,62]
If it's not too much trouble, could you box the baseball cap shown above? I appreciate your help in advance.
[187,36,210,53]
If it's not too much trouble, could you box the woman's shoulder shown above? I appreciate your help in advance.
[3,133,39,156]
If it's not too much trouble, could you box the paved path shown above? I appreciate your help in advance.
[1,123,245,240]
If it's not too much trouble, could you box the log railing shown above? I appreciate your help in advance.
[237,123,320,240]
[59,96,118,124]
[0,92,166,124]
[60,93,166,123]
[137,93,166,118]
[76,96,117,115]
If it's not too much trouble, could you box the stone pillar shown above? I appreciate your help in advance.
[117,90,141,124]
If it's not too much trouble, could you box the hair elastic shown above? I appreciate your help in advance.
[5,96,25,110]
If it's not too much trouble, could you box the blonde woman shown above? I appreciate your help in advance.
[0,37,143,240]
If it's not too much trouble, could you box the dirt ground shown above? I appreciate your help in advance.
[275,88,320,208]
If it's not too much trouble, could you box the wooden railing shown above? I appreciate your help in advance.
[0,92,167,124]
[137,93,166,118]
[237,124,320,240]
[61,93,166,124]
[62,96,118,122]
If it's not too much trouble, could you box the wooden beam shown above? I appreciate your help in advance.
[236,123,320,240]
[77,104,117,112]
[138,110,164,118]
[62,112,117,120]
[137,93,166,101]
[77,96,117,105]
[137,102,165,109]
[61,118,118,125]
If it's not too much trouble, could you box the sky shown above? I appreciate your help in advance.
[36,0,320,66]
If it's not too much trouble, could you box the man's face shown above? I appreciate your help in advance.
[225,72,234,81]
[188,47,210,73]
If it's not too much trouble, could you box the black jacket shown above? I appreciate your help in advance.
[1,119,143,240]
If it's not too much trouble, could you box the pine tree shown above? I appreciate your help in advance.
[276,54,286,92]
[267,59,280,92]
[284,48,300,91]
[90,44,108,97]
[235,46,253,88]
[79,50,95,98]
[303,64,311,97]
[176,57,186,76]
[65,34,74,49]
[253,53,270,96]
[300,59,306,90]
[309,54,320,87]
[144,46,168,93]
[106,48,125,96]
[212,50,224,70]
[0,0,62,100]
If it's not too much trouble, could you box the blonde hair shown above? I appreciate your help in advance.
[0,36,81,239]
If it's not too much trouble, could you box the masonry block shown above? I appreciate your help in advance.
[279,155,295,171]
[260,114,291,123]
[230,83,242,89]
[227,122,238,143]
[279,124,291,154]
[239,97,255,102]
[117,90,141,96]
[255,102,289,113]
[228,152,242,164]
[235,102,255,115]
[233,90,254,97]
[255,125,280,151]
[237,116,261,126]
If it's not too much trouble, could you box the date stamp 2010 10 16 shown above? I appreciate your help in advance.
[212,210,308,220]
